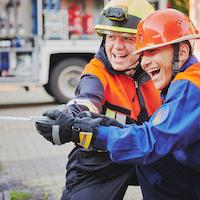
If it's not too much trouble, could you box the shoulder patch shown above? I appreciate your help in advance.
[152,104,170,125]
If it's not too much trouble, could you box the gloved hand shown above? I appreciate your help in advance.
[57,104,74,116]
[71,111,124,149]
[78,111,123,127]
[35,109,123,149]
[35,109,75,145]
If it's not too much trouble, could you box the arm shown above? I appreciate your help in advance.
[61,74,105,116]
[94,81,200,164]
[35,74,106,145]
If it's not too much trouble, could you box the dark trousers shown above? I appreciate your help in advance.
[61,147,138,200]
[136,154,200,200]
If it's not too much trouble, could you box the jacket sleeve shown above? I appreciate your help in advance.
[66,74,105,116]
[94,80,200,164]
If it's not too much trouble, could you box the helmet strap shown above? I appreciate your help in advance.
[100,35,106,47]
[122,55,142,73]
[172,43,180,77]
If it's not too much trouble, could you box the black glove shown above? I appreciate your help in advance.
[35,109,75,145]
[57,104,74,116]
[35,109,123,149]
[78,111,124,127]
[71,111,124,149]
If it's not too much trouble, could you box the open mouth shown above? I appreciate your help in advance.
[148,68,160,79]
[113,53,128,59]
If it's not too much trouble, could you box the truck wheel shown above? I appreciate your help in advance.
[48,58,87,103]
[43,83,54,97]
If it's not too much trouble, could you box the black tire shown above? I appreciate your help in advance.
[43,82,54,97]
[46,58,87,103]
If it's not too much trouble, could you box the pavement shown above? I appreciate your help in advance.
[0,87,143,200]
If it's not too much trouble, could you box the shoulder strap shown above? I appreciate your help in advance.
[135,82,149,124]
[133,65,150,124]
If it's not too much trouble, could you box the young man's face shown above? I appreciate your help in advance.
[141,45,174,90]
[105,32,139,73]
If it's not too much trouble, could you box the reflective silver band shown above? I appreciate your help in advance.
[67,99,99,113]
[116,113,126,124]
[52,125,61,145]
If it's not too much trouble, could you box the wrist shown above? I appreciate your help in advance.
[71,125,98,150]
[71,123,80,143]
[93,126,109,151]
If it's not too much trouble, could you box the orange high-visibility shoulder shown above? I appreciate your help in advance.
[82,57,139,120]
[140,80,162,116]
[82,57,108,89]
[174,63,200,88]
[82,57,161,122]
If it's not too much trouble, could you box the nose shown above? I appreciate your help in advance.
[141,53,152,70]
[114,37,125,50]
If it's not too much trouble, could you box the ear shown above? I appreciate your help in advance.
[179,43,190,65]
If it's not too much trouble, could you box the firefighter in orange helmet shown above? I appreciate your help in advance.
[35,1,162,199]
[49,9,200,200]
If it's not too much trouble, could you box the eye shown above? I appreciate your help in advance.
[148,49,156,53]
[107,35,116,41]
[123,37,135,43]
[146,48,157,54]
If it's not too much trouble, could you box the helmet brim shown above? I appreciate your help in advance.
[95,25,137,36]
[133,34,200,55]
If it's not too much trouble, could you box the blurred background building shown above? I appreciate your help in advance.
[0,0,199,103]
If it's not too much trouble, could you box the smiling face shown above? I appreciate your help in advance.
[105,32,140,73]
[141,45,174,90]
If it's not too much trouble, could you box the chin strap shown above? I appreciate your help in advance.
[172,43,180,77]
[114,55,142,77]
[172,41,192,79]
[100,36,106,47]
[123,56,142,73]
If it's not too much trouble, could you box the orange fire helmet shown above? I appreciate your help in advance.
[134,9,200,55]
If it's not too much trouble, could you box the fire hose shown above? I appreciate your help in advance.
[0,115,50,123]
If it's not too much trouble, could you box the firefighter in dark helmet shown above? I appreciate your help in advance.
[35,0,162,199]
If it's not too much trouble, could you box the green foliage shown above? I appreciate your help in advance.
[10,191,33,200]
[168,0,189,15]
[10,191,49,200]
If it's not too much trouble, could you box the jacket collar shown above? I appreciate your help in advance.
[180,55,198,72]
